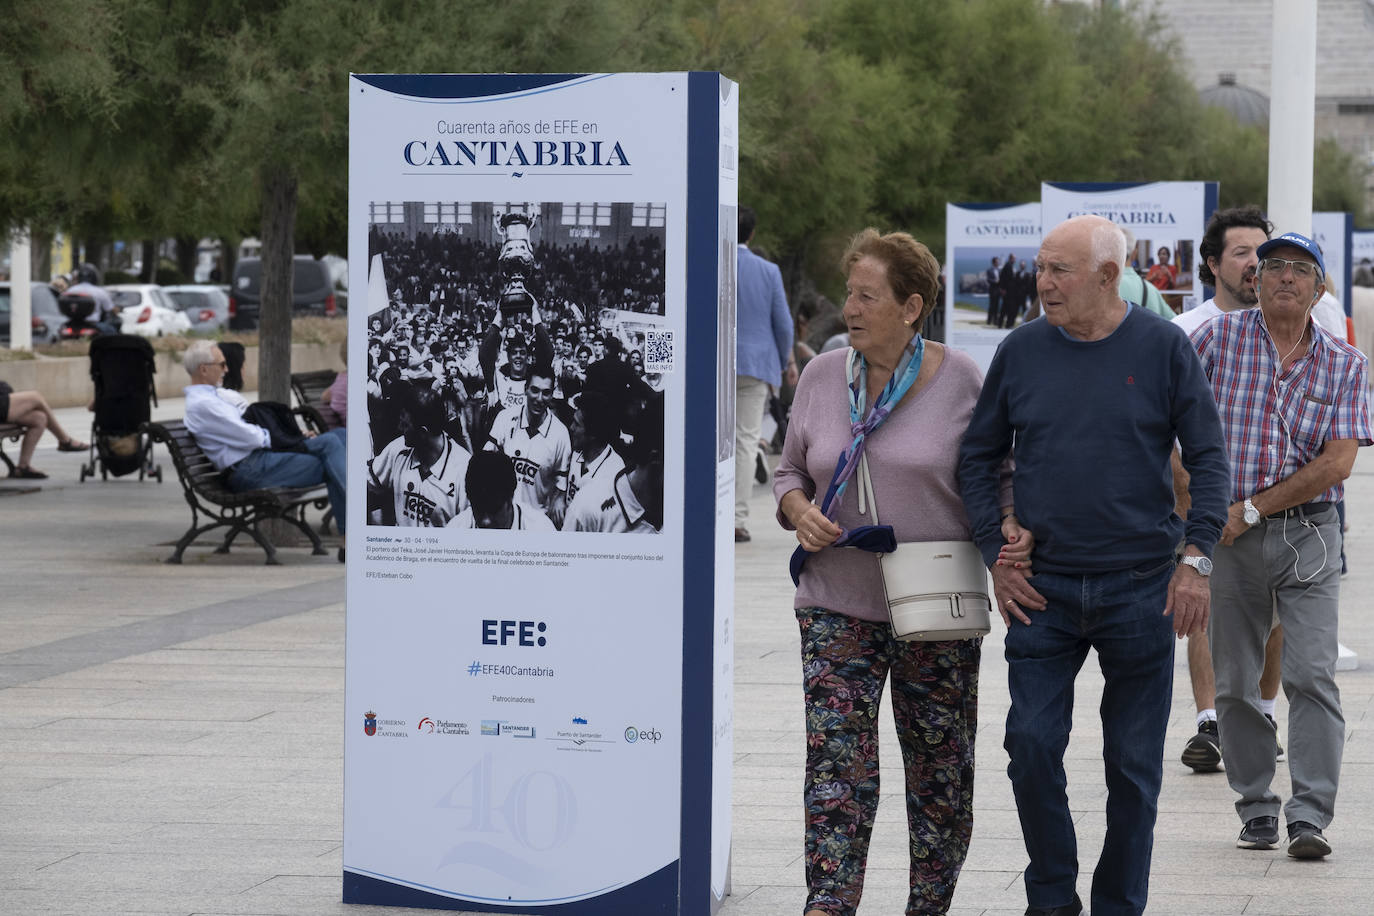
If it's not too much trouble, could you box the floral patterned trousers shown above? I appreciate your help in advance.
[797,607,980,916]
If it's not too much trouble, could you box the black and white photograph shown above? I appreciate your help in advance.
[363,200,666,533]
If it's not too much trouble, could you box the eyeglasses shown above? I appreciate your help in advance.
[1259,257,1321,280]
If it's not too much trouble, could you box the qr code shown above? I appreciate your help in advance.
[644,329,675,373]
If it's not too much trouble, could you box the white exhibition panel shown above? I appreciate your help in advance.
[943,202,1042,376]
[1041,181,1214,316]
[343,72,732,912]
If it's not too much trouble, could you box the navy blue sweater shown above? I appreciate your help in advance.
[958,307,1229,574]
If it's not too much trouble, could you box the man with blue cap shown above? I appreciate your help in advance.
[1189,231,1372,859]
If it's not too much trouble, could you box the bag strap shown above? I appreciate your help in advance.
[858,452,880,527]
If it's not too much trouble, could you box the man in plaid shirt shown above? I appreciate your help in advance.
[1190,231,1372,859]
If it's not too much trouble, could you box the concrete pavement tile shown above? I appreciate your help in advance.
[12,850,271,895]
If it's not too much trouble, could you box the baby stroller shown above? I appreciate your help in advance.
[80,334,163,482]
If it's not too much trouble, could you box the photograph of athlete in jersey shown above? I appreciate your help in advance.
[365,200,666,533]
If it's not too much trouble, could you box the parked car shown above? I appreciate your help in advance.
[0,281,63,345]
[229,256,343,330]
[105,284,193,337]
[163,284,231,333]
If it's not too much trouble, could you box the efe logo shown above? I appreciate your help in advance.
[482,619,548,647]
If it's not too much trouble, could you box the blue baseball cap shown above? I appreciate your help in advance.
[1256,232,1325,278]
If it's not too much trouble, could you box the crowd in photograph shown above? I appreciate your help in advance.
[363,228,665,533]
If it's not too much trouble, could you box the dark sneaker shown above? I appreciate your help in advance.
[1287,821,1331,859]
[1266,713,1286,762]
[1182,719,1223,772]
[1237,815,1280,849]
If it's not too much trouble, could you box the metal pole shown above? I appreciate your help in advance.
[1266,0,1318,236]
[10,228,33,351]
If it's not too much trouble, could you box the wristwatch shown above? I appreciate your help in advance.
[1181,555,1213,576]
[1243,498,1262,527]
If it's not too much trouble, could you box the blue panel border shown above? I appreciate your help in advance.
[951,201,1031,210]
[1045,181,1150,193]
[1202,181,1220,301]
[1341,212,1354,317]
[680,70,722,916]
[343,862,679,913]
[353,73,591,100]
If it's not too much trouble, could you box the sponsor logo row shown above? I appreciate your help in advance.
[363,711,664,751]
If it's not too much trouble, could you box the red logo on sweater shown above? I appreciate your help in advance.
[1126,375,1135,385]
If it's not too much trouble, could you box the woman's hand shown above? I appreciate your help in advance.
[779,489,842,553]
[997,514,1034,571]
[794,505,842,552]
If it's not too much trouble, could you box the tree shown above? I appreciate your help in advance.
[0,0,123,271]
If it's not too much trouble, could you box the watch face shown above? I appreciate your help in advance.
[1193,556,1213,576]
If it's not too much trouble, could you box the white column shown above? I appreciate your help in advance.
[1266,0,1318,237]
[9,229,33,351]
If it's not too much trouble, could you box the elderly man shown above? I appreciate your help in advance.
[959,215,1230,916]
[1190,232,1371,858]
[182,340,347,558]
[734,206,794,542]
[1170,205,1289,772]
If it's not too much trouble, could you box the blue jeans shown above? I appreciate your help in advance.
[1003,559,1175,916]
[228,428,347,534]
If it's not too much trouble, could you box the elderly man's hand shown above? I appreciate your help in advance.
[991,562,1045,627]
[1165,562,1210,637]
[1217,500,1251,546]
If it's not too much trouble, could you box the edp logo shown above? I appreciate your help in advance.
[624,726,662,744]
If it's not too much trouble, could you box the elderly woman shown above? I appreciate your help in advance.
[0,382,87,479]
[774,229,1025,916]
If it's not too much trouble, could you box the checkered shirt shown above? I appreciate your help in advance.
[1190,308,1371,504]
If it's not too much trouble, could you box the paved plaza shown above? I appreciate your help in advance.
[1,398,1372,915]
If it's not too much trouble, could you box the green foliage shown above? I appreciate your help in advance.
[2,0,1369,302]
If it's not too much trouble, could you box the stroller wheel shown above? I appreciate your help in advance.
[79,465,88,483]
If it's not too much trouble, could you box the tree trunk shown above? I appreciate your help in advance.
[29,228,53,282]
[219,234,239,285]
[258,167,297,403]
[176,235,198,280]
[140,239,157,282]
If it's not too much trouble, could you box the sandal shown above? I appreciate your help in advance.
[12,466,48,479]
[57,440,89,452]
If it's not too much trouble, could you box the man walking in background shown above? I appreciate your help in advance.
[1171,205,1288,773]
[1191,232,1370,858]
[734,206,794,543]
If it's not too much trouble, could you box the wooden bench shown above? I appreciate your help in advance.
[0,421,30,477]
[290,369,343,434]
[144,419,330,565]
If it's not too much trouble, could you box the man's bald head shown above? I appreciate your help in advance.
[1035,215,1127,335]
[1046,215,1127,274]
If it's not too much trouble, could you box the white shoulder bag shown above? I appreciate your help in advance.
[856,453,992,641]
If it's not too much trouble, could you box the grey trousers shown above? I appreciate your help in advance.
[1209,505,1344,828]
